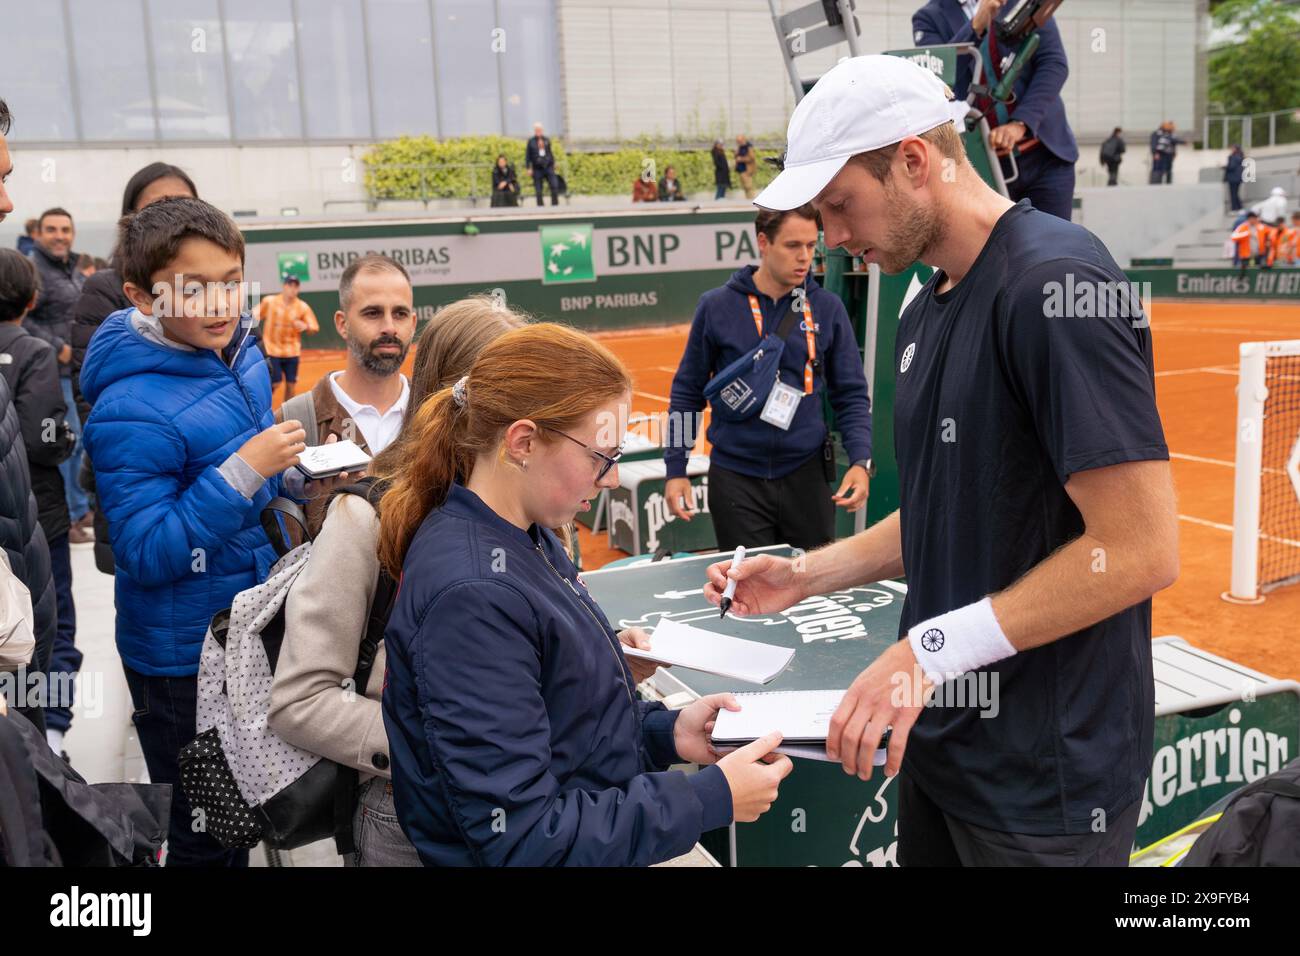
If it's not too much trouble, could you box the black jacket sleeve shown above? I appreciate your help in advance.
[71,268,129,424]
[20,318,63,356]
[13,342,72,468]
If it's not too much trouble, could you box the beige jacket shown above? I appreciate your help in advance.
[268,493,391,780]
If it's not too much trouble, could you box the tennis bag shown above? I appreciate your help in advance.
[703,304,805,423]
[179,482,396,853]
[1181,758,1300,866]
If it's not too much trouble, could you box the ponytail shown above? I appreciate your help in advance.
[376,321,631,579]
[375,387,472,578]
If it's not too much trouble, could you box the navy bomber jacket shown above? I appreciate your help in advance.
[382,483,733,865]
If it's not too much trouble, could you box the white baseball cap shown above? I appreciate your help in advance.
[755,54,971,211]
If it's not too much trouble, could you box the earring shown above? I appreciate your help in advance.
[520,459,529,470]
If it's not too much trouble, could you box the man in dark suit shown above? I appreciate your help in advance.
[912,0,1078,221]
[525,122,561,207]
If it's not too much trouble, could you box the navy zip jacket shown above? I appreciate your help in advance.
[666,265,871,480]
[912,0,1079,165]
[382,483,733,866]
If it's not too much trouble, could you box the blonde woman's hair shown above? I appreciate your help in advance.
[377,322,631,577]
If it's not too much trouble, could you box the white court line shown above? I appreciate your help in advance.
[632,389,671,404]
[1154,365,1239,378]
[1156,327,1300,337]
[1178,513,1300,549]
[1170,451,1283,475]
[1170,452,1232,467]
[1178,513,1234,532]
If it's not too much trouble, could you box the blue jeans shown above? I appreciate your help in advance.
[58,377,89,523]
[715,185,727,200]
[1007,148,1076,222]
[44,533,81,734]
[349,777,422,867]
[123,665,249,867]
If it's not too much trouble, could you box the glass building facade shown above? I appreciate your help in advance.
[0,0,562,145]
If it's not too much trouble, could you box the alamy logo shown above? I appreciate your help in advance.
[49,886,151,936]
[899,342,916,374]
[920,628,945,652]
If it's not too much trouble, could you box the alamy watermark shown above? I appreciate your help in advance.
[891,668,1000,718]
[0,666,104,718]
[150,277,262,321]
[1042,274,1152,329]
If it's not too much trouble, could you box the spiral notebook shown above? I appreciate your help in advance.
[710,689,890,765]
[710,689,845,746]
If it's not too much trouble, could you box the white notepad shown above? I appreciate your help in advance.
[711,689,845,745]
[713,741,887,766]
[294,440,371,480]
[622,617,795,685]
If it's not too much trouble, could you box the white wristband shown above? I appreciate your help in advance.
[907,597,1016,686]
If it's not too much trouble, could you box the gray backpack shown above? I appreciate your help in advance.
[281,391,318,445]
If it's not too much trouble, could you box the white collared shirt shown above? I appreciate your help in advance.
[328,371,409,454]
[958,0,979,21]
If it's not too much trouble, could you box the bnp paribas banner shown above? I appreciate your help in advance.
[242,209,762,346]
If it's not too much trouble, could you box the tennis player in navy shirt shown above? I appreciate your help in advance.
[703,55,1178,865]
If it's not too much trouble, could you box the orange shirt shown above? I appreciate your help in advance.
[1276,225,1299,264]
[1231,221,1269,260]
[256,293,318,357]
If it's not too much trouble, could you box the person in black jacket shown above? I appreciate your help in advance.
[489,154,519,207]
[0,100,59,733]
[25,208,88,541]
[1099,127,1125,186]
[70,162,198,576]
[524,123,561,206]
[0,250,77,752]
[658,165,686,202]
[1224,144,1246,212]
[711,140,731,200]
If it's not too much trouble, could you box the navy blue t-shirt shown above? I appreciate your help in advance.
[894,200,1168,835]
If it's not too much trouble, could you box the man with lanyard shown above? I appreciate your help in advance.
[913,0,1078,222]
[702,55,1177,865]
[526,123,561,207]
[665,206,873,553]
[1149,122,1186,185]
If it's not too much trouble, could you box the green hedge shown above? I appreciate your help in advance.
[362,135,780,200]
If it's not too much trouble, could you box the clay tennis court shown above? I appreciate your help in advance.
[291,299,1300,683]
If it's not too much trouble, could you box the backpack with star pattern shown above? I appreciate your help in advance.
[178,484,395,853]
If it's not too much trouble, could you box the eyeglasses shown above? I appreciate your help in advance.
[546,427,623,481]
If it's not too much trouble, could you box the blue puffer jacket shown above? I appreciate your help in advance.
[80,309,280,676]
[383,483,732,866]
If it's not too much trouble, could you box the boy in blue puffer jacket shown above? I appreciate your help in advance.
[80,197,347,866]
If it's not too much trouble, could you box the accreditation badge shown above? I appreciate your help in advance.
[760,380,802,430]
